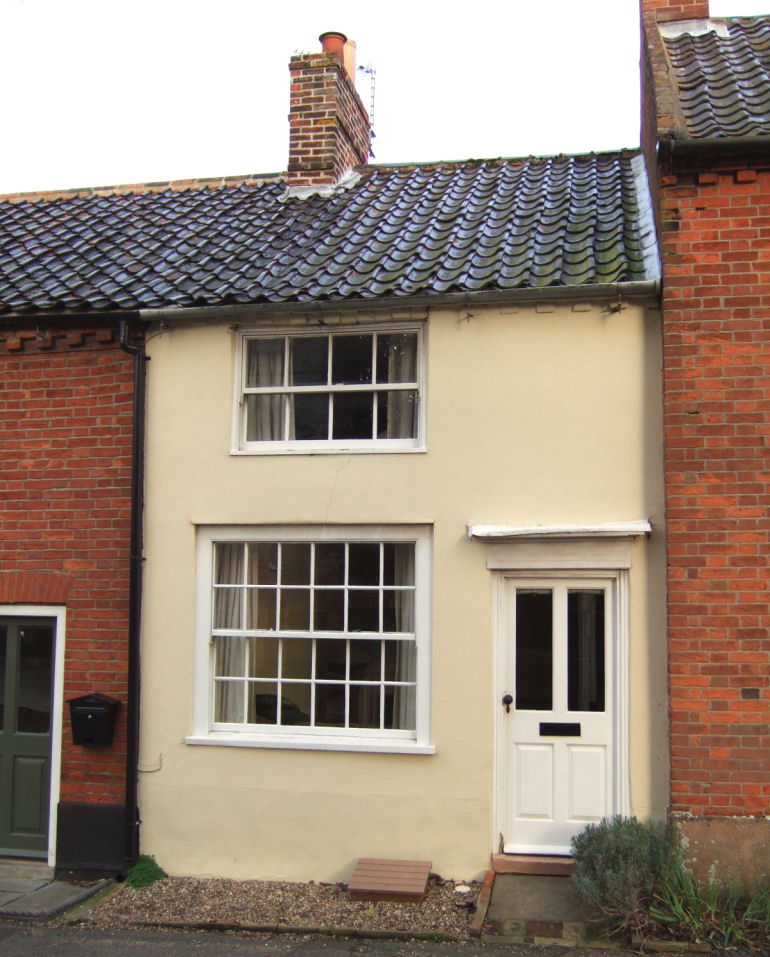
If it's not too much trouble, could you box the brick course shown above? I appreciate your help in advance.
[0,326,134,805]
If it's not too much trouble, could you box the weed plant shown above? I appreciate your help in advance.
[125,853,167,888]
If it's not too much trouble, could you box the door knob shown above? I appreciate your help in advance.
[502,693,513,713]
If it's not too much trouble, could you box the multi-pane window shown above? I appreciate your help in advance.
[237,328,423,451]
[200,529,431,746]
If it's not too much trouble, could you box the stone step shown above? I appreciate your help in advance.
[492,853,574,876]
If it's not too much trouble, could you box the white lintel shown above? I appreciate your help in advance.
[467,520,652,543]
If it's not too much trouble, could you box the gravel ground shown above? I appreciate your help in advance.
[74,875,480,938]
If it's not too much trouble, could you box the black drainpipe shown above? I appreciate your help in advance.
[119,317,146,867]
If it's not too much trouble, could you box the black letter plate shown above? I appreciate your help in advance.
[539,722,581,737]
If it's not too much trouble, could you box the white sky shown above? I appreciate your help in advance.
[0,0,767,194]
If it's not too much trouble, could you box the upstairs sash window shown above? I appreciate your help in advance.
[236,328,424,452]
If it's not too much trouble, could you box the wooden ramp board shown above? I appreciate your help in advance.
[349,858,432,903]
[492,854,573,876]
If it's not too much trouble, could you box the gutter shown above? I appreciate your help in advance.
[660,134,770,162]
[137,280,661,325]
[118,317,146,868]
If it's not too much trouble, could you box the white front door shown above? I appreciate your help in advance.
[500,577,616,855]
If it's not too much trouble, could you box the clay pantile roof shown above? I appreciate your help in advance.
[661,17,770,139]
[0,154,659,317]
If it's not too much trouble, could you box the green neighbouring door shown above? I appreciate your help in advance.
[0,618,55,858]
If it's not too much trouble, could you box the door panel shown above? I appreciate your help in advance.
[0,618,54,856]
[515,744,553,820]
[502,579,614,855]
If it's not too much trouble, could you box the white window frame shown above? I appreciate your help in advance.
[188,525,434,754]
[231,324,427,454]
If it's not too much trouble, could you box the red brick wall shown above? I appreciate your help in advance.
[0,325,134,804]
[660,163,770,816]
[644,0,709,21]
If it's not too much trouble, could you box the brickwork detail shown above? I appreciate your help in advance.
[645,0,710,21]
[287,52,371,187]
[0,331,134,804]
[659,163,770,816]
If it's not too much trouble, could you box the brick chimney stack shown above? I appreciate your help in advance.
[287,32,372,188]
[642,0,709,22]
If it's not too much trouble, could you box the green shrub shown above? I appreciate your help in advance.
[125,853,167,888]
[652,862,770,949]
[570,816,681,939]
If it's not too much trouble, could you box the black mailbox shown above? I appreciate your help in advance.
[69,693,121,747]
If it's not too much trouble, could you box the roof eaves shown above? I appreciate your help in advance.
[136,280,661,325]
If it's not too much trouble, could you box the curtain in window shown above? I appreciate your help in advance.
[385,334,418,439]
[246,339,286,441]
[392,545,416,729]
[214,544,244,722]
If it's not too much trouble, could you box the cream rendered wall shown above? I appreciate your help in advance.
[138,299,666,880]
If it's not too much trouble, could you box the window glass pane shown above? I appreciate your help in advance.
[349,685,380,729]
[377,390,417,439]
[383,590,414,632]
[384,640,416,682]
[214,588,242,629]
[332,392,373,440]
[215,681,244,723]
[17,624,53,734]
[384,686,415,730]
[314,589,344,631]
[349,543,380,585]
[315,684,345,727]
[316,638,346,679]
[279,685,311,725]
[291,337,328,385]
[245,394,285,442]
[515,590,552,711]
[215,543,243,584]
[247,637,278,679]
[247,589,276,631]
[246,338,285,387]
[332,334,372,384]
[281,639,313,680]
[349,639,381,680]
[214,637,244,677]
[250,685,278,724]
[568,590,605,713]
[248,543,278,585]
[348,590,379,632]
[0,624,6,730]
[314,543,345,585]
[383,543,415,586]
[279,589,310,630]
[281,544,310,585]
[293,393,329,440]
[376,333,417,384]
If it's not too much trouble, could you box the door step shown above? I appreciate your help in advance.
[0,858,54,881]
[348,858,432,903]
[492,854,573,876]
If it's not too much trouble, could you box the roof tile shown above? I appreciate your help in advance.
[663,17,770,138]
[0,155,658,315]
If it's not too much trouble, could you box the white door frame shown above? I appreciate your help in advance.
[481,530,637,857]
[1,605,66,867]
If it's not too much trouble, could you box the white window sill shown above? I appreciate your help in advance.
[185,733,436,755]
[230,446,427,456]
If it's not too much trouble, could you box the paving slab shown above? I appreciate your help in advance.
[0,879,48,894]
[0,879,111,919]
[483,874,593,944]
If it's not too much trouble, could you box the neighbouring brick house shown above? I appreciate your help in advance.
[0,312,141,870]
[641,0,770,883]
